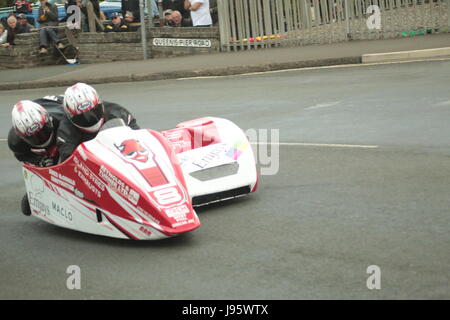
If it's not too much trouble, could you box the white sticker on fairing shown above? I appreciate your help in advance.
[178,143,236,173]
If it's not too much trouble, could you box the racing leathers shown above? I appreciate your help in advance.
[56,102,140,163]
[8,96,65,166]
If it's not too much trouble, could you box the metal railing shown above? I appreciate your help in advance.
[217,0,450,51]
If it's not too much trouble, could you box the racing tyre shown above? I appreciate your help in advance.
[21,194,31,216]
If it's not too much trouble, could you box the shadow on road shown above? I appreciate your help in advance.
[30,221,198,249]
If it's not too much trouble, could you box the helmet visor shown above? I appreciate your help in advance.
[70,103,105,129]
[21,121,54,147]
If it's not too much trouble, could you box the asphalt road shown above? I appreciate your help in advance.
[0,60,449,299]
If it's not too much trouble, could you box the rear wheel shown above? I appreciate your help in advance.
[21,194,31,216]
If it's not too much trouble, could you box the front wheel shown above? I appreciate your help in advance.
[21,194,31,216]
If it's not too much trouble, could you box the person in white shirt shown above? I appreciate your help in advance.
[0,24,9,47]
[184,0,212,27]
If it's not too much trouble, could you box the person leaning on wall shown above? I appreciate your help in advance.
[5,15,22,46]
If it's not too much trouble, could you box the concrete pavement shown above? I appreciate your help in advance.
[0,33,450,90]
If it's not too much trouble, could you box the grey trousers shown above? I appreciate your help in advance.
[39,27,60,48]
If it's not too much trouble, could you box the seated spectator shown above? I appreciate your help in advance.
[165,10,192,27]
[125,11,141,31]
[163,0,189,20]
[0,24,10,48]
[122,0,141,22]
[14,0,32,14]
[14,0,35,26]
[17,13,34,33]
[6,16,21,46]
[104,12,129,32]
[38,0,64,54]
[124,11,135,24]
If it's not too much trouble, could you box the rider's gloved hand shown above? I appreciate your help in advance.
[39,157,55,167]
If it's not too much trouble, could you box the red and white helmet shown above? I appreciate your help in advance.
[63,83,105,133]
[12,100,54,147]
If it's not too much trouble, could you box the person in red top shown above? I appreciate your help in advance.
[14,0,32,14]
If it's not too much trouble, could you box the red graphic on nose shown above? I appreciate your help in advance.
[115,139,149,163]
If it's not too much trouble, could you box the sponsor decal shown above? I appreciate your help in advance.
[49,169,76,191]
[23,170,28,180]
[139,226,152,237]
[77,102,92,111]
[192,143,228,169]
[52,201,73,222]
[74,188,84,199]
[136,206,160,224]
[28,191,50,217]
[115,139,149,163]
[73,156,105,198]
[164,204,189,222]
[172,219,195,228]
[26,123,41,135]
[128,188,140,205]
[226,141,249,160]
[151,186,185,208]
[98,165,140,205]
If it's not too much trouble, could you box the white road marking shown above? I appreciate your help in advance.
[305,101,341,110]
[175,57,450,81]
[434,100,450,107]
[251,142,379,149]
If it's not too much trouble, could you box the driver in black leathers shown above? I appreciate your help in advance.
[56,83,140,163]
[8,95,65,167]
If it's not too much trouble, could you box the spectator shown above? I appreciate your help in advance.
[150,0,159,18]
[0,24,10,47]
[184,0,212,27]
[122,0,140,22]
[6,16,21,45]
[165,10,192,27]
[104,12,129,32]
[209,0,217,25]
[124,10,134,23]
[14,0,35,26]
[17,13,34,33]
[125,11,142,31]
[163,0,189,20]
[38,0,64,54]
[13,0,32,14]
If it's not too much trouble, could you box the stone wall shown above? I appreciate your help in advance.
[0,26,221,69]
[0,30,67,69]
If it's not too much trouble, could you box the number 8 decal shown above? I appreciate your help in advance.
[153,187,182,205]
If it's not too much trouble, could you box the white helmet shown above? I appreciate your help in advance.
[12,100,54,147]
[63,83,105,133]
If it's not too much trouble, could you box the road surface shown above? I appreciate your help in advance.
[0,60,449,299]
